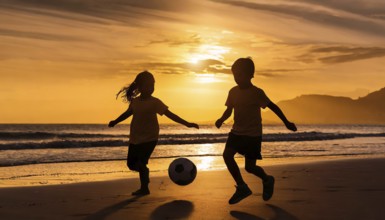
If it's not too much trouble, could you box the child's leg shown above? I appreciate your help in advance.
[224,146,253,204]
[244,158,268,181]
[136,161,149,189]
[223,147,245,186]
[245,158,275,201]
[131,161,150,196]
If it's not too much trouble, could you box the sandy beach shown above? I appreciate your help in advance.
[0,157,384,220]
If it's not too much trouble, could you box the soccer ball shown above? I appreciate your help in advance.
[168,158,197,186]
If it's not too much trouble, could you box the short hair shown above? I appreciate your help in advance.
[231,57,255,77]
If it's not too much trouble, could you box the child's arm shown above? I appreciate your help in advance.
[267,102,297,131]
[215,106,233,128]
[108,108,133,127]
[164,110,199,129]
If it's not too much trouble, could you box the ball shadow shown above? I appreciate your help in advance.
[150,200,194,220]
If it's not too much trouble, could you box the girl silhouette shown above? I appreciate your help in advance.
[109,71,199,196]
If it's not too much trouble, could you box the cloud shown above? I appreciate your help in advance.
[0,0,198,24]
[294,0,385,20]
[211,0,385,37]
[299,46,385,64]
[0,4,110,25]
[138,34,202,47]
[127,59,307,78]
[0,28,87,41]
[0,0,206,50]
[255,68,307,77]
[137,59,229,75]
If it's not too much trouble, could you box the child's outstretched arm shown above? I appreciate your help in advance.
[108,108,133,127]
[267,102,297,131]
[164,110,199,129]
[215,106,233,128]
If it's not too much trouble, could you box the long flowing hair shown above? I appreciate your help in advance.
[116,71,154,102]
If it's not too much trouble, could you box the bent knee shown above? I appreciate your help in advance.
[245,165,254,173]
[223,147,236,156]
[223,152,234,160]
[127,163,139,171]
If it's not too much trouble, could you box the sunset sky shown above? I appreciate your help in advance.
[1,0,385,123]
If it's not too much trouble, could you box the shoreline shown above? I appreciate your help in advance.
[0,156,384,219]
[1,154,384,188]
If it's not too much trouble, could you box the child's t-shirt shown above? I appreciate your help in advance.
[129,96,168,144]
[225,85,270,137]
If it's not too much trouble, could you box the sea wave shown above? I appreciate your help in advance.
[0,131,126,139]
[0,152,375,167]
[1,131,384,150]
[0,153,222,167]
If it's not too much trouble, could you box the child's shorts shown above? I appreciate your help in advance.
[127,141,157,170]
[225,132,262,160]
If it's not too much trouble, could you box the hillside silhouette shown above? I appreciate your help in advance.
[263,87,385,124]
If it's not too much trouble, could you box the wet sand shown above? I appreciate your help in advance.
[0,157,384,220]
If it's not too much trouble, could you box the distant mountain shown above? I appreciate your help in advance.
[263,87,385,124]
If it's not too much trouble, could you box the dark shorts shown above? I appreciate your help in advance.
[225,132,262,160]
[127,141,157,170]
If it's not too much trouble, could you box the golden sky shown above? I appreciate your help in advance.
[1,0,385,123]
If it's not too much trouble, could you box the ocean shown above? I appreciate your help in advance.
[1,124,384,186]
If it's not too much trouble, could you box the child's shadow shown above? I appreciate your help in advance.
[230,210,264,220]
[84,195,143,220]
[230,204,298,220]
[150,200,194,220]
[266,204,298,220]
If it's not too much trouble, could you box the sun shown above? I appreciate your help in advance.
[186,44,230,64]
[184,44,230,84]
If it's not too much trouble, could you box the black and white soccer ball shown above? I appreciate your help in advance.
[168,158,197,186]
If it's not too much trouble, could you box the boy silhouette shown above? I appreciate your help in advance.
[215,57,297,204]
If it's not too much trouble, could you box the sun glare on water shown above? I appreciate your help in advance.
[196,154,215,171]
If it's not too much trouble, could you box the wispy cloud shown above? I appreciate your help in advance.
[212,0,385,37]
[127,59,307,78]
[255,68,307,78]
[299,46,385,64]
[0,28,87,41]
[0,0,199,24]
[132,59,229,75]
[138,34,202,47]
[294,0,385,20]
